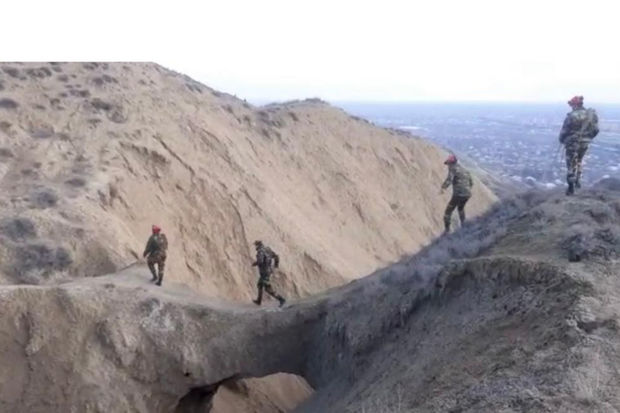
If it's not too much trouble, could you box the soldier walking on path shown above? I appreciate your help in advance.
[251,240,286,307]
[441,155,473,233]
[559,95,599,195]
[143,225,168,286]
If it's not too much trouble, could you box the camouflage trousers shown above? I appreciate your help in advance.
[444,195,470,231]
[147,253,166,284]
[565,141,589,185]
[256,274,284,304]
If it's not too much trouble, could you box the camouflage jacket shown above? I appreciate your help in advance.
[252,246,279,276]
[559,107,599,145]
[143,233,168,258]
[441,164,473,198]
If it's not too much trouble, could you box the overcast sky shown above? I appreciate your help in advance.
[3,0,620,103]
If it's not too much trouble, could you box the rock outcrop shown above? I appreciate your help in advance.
[1,187,618,412]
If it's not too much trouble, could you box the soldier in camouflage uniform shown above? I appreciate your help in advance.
[251,240,286,307]
[441,155,473,233]
[559,95,599,195]
[143,225,168,286]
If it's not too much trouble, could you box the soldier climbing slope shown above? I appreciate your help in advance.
[251,240,286,307]
[441,154,473,233]
[559,95,599,195]
[143,225,168,286]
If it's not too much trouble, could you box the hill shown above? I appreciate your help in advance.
[0,62,495,299]
[0,62,497,412]
[0,187,618,412]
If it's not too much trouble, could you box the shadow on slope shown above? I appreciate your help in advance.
[300,181,620,412]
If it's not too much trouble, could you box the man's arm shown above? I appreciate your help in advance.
[272,251,280,268]
[441,169,453,190]
[143,237,153,258]
[591,111,599,138]
[559,114,572,143]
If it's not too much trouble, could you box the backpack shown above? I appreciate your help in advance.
[580,108,599,140]
[154,233,168,252]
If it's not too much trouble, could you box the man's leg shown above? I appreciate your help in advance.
[253,282,264,305]
[147,259,157,281]
[156,257,165,286]
[457,196,470,226]
[565,145,578,195]
[264,284,286,307]
[575,143,589,189]
[443,196,458,233]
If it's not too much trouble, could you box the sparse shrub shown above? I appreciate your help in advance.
[88,118,102,126]
[25,67,52,78]
[92,75,117,86]
[82,63,98,70]
[584,203,615,224]
[65,177,86,187]
[2,67,20,78]
[13,243,72,279]
[57,75,69,82]
[50,98,64,110]
[223,104,234,114]
[0,147,13,157]
[29,127,54,139]
[0,122,11,132]
[89,98,128,123]
[0,81,4,91]
[31,189,58,209]
[289,111,299,122]
[70,89,90,98]
[107,107,128,123]
[0,217,37,241]
[211,90,222,97]
[49,63,63,73]
[90,98,113,111]
[33,104,46,111]
[0,98,19,109]
[58,92,68,98]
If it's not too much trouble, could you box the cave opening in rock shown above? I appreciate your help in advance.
[176,373,314,413]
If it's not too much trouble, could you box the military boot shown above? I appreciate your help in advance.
[566,182,575,196]
[253,288,263,306]
[278,296,286,307]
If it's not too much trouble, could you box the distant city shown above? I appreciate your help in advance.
[338,102,620,190]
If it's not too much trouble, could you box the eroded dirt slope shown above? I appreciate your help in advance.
[0,62,495,302]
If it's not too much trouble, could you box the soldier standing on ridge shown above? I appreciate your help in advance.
[559,95,599,195]
[251,240,286,307]
[143,225,168,286]
[441,155,473,233]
